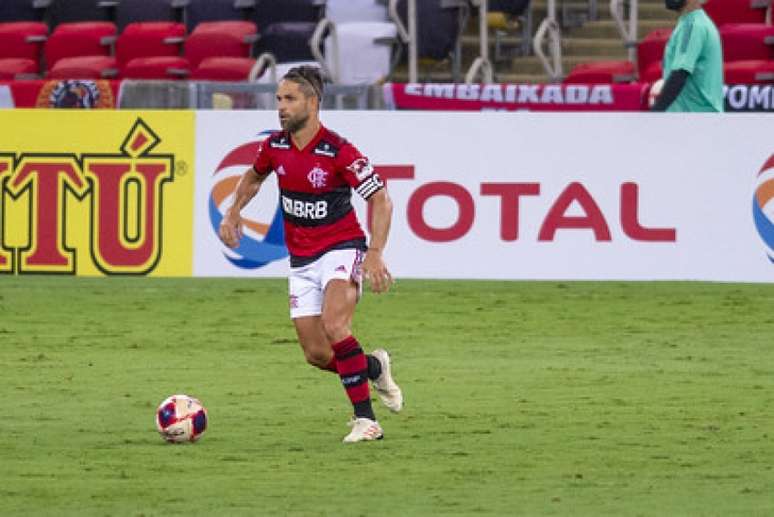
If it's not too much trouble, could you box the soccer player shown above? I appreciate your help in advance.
[651,0,723,112]
[218,66,403,443]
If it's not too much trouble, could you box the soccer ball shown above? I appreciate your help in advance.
[155,394,208,443]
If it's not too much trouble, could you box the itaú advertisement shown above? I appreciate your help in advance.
[194,111,774,282]
[0,111,195,276]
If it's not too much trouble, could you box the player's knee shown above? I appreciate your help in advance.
[321,315,349,343]
[303,349,329,369]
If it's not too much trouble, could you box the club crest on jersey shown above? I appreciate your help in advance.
[347,158,374,182]
[307,166,328,188]
[313,141,337,158]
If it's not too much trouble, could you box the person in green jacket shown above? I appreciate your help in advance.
[651,0,724,112]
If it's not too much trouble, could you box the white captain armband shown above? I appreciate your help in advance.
[355,173,384,200]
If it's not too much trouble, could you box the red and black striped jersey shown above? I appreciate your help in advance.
[252,124,384,265]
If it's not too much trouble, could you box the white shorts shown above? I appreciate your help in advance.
[288,248,364,319]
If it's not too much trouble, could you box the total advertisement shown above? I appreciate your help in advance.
[0,111,195,276]
[194,111,774,282]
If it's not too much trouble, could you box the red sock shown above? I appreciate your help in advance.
[331,335,374,419]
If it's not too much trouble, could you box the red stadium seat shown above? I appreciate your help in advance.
[184,21,258,69]
[703,0,771,26]
[720,24,774,61]
[122,55,190,80]
[724,59,774,83]
[641,61,663,82]
[44,21,117,69]
[115,22,186,67]
[48,55,118,79]
[0,22,48,64]
[191,56,256,81]
[563,60,635,84]
[637,28,671,80]
[0,57,38,79]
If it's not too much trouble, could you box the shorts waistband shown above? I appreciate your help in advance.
[289,238,367,268]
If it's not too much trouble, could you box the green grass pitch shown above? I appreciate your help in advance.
[1,277,773,516]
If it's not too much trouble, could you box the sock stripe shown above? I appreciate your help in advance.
[335,347,364,361]
[340,369,368,388]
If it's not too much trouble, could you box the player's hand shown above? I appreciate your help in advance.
[219,210,243,249]
[362,249,393,293]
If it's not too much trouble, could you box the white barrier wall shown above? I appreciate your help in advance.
[194,111,774,282]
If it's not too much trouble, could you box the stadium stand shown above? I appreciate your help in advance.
[114,0,184,31]
[48,0,112,27]
[642,59,774,84]
[562,0,774,85]
[48,54,117,78]
[320,0,399,84]
[185,0,256,33]
[721,23,774,61]
[190,55,256,81]
[0,0,50,23]
[0,21,48,65]
[253,0,325,63]
[0,57,38,79]
[185,19,259,82]
[488,0,532,58]
[121,55,189,79]
[184,20,258,68]
[703,0,771,26]
[0,0,771,102]
[724,59,774,82]
[44,21,117,70]
[392,0,470,82]
[397,0,468,61]
[326,0,386,22]
[636,28,671,81]
[115,21,186,67]
[562,60,635,83]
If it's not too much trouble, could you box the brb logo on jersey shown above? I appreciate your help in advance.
[209,131,288,269]
[753,153,774,263]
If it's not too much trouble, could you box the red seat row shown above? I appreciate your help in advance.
[0,19,260,81]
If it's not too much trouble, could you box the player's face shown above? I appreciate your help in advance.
[276,80,316,133]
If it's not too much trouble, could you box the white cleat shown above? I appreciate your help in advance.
[343,417,384,443]
[371,348,403,413]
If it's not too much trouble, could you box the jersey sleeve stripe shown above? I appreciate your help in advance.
[355,175,384,200]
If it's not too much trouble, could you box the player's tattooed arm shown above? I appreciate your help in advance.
[219,167,269,249]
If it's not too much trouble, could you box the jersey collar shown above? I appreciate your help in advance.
[290,123,326,153]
